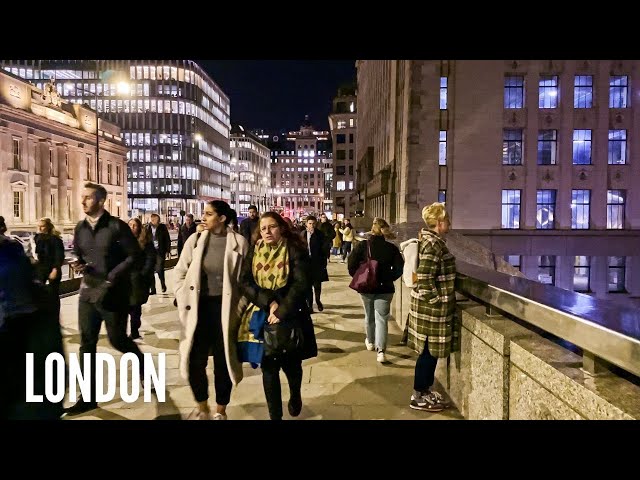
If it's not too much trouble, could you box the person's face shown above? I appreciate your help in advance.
[150,216,160,227]
[437,217,451,235]
[260,217,282,245]
[306,220,316,232]
[248,208,258,219]
[38,221,47,234]
[320,214,328,223]
[128,220,140,237]
[81,188,104,216]
[202,205,226,232]
[185,216,193,227]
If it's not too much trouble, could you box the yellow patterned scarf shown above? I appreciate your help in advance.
[238,239,289,344]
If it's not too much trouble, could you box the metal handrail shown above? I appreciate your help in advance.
[455,259,640,378]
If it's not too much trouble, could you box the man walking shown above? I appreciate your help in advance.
[317,213,336,261]
[64,183,144,415]
[301,215,329,312]
[146,213,171,293]
[177,213,197,257]
[240,205,259,244]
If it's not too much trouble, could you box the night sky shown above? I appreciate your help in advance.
[197,60,356,133]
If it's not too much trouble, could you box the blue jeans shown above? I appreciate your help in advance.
[359,293,394,352]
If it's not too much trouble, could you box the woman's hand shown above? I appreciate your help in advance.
[267,313,280,324]
[269,301,279,315]
[48,268,58,281]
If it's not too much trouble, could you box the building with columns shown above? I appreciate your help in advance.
[328,84,357,220]
[0,69,126,233]
[229,124,271,216]
[356,60,640,305]
[268,116,332,219]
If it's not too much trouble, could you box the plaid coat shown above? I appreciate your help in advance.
[407,229,460,358]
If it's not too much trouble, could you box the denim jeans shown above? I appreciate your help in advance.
[359,293,394,352]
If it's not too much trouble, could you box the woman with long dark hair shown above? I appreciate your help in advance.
[239,212,317,420]
[34,217,65,312]
[127,218,157,340]
[174,200,249,420]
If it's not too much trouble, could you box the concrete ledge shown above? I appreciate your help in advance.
[432,299,640,419]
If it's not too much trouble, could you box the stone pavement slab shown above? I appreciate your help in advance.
[59,261,462,420]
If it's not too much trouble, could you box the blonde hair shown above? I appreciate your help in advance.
[370,217,396,239]
[39,217,61,237]
[422,202,448,229]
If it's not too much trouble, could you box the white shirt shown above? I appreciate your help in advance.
[306,230,313,255]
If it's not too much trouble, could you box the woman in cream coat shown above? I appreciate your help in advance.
[174,200,248,420]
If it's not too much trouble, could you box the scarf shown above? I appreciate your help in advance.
[237,239,289,367]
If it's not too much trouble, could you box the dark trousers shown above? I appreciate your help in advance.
[78,299,145,403]
[306,281,322,309]
[129,305,142,335]
[261,354,303,420]
[152,253,166,291]
[188,296,232,405]
[341,241,352,261]
[413,343,439,392]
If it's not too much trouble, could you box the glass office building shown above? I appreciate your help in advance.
[1,60,231,222]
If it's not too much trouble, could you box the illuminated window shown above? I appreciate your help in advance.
[503,129,523,165]
[571,190,590,229]
[538,256,556,285]
[440,77,448,109]
[609,76,628,108]
[536,190,556,229]
[537,130,557,165]
[607,190,625,229]
[574,75,593,108]
[608,130,627,164]
[572,130,592,165]
[573,256,591,292]
[439,131,447,165]
[608,256,626,292]
[504,76,524,109]
[539,75,559,108]
[501,190,521,229]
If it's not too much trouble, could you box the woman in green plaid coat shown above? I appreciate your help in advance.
[407,202,458,412]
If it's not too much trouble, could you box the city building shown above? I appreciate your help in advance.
[0,69,127,232]
[229,123,271,216]
[356,60,640,305]
[328,83,357,220]
[268,116,332,219]
[1,60,231,223]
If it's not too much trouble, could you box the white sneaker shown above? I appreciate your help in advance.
[376,351,386,363]
[212,412,228,420]
[365,339,374,351]
[187,408,212,420]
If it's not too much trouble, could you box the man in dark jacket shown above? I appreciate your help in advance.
[146,213,171,293]
[240,205,259,244]
[317,213,336,260]
[64,182,144,416]
[300,215,329,312]
[177,214,197,257]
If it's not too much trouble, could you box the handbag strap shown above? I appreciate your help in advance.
[366,239,371,259]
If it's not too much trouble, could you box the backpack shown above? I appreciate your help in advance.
[400,238,419,288]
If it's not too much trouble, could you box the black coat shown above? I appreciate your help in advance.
[240,217,259,244]
[0,236,64,419]
[146,222,171,256]
[34,234,65,283]
[129,240,156,306]
[73,211,141,311]
[239,242,318,360]
[177,222,197,255]
[300,229,329,282]
[348,235,405,294]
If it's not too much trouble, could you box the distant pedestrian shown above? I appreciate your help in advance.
[240,205,259,245]
[177,214,197,257]
[146,213,171,294]
[127,217,156,340]
[34,217,65,312]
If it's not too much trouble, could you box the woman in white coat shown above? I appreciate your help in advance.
[174,200,248,420]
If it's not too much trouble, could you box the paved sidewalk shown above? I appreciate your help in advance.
[59,260,462,420]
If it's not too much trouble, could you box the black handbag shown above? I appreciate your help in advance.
[263,322,304,357]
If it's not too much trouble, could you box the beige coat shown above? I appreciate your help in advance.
[173,228,248,385]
